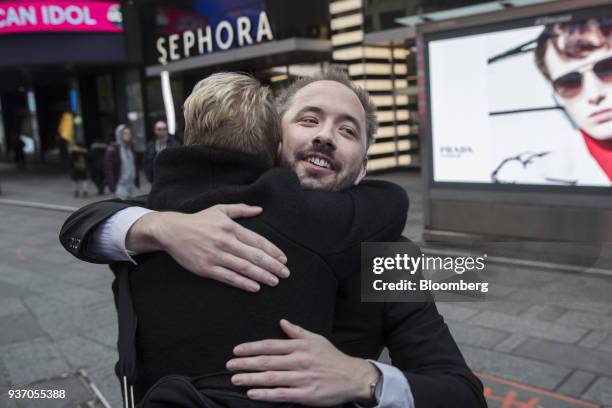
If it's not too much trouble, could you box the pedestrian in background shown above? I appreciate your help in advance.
[144,120,179,183]
[105,124,138,199]
[68,142,89,198]
[14,135,26,170]
[88,137,108,195]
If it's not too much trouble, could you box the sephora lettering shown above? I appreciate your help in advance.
[156,11,274,65]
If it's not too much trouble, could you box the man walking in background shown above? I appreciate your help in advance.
[144,120,179,183]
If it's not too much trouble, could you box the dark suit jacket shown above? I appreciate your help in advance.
[60,159,486,408]
[126,146,408,399]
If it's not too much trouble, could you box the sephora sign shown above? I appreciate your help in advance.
[155,10,274,65]
[0,1,123,34]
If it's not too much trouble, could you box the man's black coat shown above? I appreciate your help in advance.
[126,146,409,399]
[59,149,486,408]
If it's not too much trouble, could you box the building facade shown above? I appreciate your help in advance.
[0,1,142,162]
[0,0,562,171]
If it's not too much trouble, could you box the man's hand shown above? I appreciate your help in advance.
[226,319,380,406]
[126,204,289,292]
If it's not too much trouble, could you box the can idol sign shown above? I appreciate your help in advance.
[0,1,123,34]
[156,11,274,65]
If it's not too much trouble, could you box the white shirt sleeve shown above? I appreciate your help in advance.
[355,361,415,408]
[89,207,155,264]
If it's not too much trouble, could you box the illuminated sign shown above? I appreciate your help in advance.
[0,1,123,35]
[155,10,273,65]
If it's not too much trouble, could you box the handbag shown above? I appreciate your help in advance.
[140,372,297,408]
[112,263,299,408]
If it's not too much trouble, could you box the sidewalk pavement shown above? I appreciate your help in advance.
[0,162,151,209]
[1,164,611,407]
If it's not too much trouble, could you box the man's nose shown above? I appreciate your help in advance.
[583,71,606,105]
[312,124,337,151]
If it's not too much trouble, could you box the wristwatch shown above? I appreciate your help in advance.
[361,366,383,407]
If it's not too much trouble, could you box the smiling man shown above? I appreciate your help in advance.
[278,79,371,192]
[60,69,485,407]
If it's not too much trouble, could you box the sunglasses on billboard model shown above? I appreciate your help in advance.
[552,55,612,98]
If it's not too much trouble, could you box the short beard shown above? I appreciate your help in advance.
[279,154,362,192]
[327,165,363,191]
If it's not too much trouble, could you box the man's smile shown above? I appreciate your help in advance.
[307,156,331,169]
[301,152,338,173]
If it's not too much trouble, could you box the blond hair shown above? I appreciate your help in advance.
[183,72,281,167]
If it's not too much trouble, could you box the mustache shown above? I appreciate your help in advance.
[295,145,341,171]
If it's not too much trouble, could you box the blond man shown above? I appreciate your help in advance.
[181,72,281,165]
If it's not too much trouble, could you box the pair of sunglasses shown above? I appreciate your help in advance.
[553,55,612,98]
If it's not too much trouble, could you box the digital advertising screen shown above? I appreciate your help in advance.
[425,6,612,187]
[0,1,123,34]
[0,1,126,65]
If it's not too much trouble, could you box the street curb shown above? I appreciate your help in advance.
[0,198,78,213]
[422,246,612,278]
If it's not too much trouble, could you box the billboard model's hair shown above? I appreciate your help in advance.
[535,17,612,81]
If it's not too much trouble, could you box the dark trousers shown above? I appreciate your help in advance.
[134,151,144,188]
[90,166,105,194]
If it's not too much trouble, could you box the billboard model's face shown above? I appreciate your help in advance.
[547,45,612,141]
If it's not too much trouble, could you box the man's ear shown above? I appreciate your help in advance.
[354,157,368,185]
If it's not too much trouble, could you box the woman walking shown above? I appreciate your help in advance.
[105,124,138,199]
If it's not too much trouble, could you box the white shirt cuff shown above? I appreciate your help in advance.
[355,361,415,408]
[90,207,154,264]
